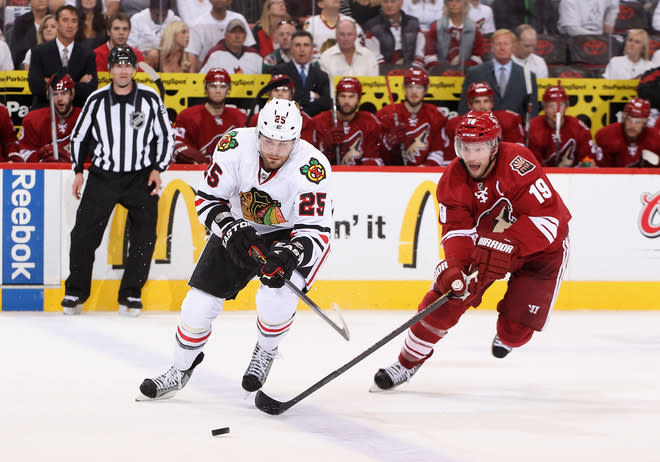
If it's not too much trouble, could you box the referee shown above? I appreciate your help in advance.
[61,46,174,316]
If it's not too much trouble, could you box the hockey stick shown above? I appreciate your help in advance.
[48,86,59,161]
[253,272,478,415]
[330,75,341,165]
[252,254,350,341]
[138,61,165,101]
[244,84,273,128]
[523,63,532,147]
[384,72,407,165]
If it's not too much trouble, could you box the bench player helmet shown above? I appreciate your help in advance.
[624,97,651,119]
[205,68,231,87]
[542,82,568,103]
[269,73,295,90]
[48,72,75,92]
[336,77,362,95]
[454,110,502,169]
[257,98,303,142]
[108,46,138,68]
[467,82,494,102]
[404,68,429,87]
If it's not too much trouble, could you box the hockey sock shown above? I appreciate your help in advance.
[174,321,211,370]
[496,316,534,348]
[256,313,295,352]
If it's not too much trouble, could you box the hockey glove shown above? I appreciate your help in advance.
[175,146,209,164]
[259,241,304,288]
[384,125,407,148]
[323,126,344,148]
[471,234,518,284]
[221,219,267,269]
[432,260,469,299]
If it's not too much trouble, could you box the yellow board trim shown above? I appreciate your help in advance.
[41,280,660,312]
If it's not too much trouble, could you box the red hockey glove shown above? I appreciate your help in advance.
[37,144,54,160]
[432,260,468,298]
[38,144,72,162]
[385,125,407,148]
[175,147,209,164]
[258,241,303,289]
[471,234,518,284]
[221,219,267,269]
[323,126,344,148]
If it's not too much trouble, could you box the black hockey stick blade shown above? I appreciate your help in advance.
[253,286,464,415]
[138,61,165,101]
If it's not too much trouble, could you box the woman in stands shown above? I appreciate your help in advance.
[252,0,291,57]
[603,29,655,80]
[144,20,192,73]
[76,0,108,50]
[22,14,57,70]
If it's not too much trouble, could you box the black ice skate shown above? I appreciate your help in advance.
[136,352,204,401]
[61,295,83,315]
[242,343,278,392]
[491,335,513,358]
[371,360,421,391]
[118,296,142,317]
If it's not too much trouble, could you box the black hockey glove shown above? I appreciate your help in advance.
[259,241,304,288]
[221,219,267,269]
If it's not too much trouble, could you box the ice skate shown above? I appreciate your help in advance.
[371,360,421,392]
[242,343,278,392]
[61,295,83,315]
[119,296,142,317]
[136,352,204,401]
[491,335,513,358]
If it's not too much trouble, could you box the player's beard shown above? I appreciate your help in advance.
[404,95,423,111]
[56,103,73,119]
[337,102,358,116]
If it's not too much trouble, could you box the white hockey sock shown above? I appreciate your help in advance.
[174,322,211,370]
[400,329,443,365]
[256,313,295,352]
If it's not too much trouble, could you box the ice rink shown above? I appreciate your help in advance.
[1,308,658,462]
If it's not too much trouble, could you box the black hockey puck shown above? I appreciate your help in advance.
[211,427,230,436]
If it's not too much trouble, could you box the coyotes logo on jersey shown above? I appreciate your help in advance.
[341,131,363,165]
[240,187,286,225]
[476,198,516,233]
[405,123,430,163]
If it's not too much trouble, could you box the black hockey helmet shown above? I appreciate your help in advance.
[108,46,138,68]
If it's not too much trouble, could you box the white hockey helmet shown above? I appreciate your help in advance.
[257,98,303,142]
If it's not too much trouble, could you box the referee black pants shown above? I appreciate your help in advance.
[65,167,158,303]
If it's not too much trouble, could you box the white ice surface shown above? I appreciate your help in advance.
[0,310,658,462]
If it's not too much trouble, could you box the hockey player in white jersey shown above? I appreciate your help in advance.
[137,99,333,400]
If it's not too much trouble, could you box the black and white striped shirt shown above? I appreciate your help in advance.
[70,82,173,173]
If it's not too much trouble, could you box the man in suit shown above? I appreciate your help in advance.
[458,28,538,124]
[272,30,332,117]
[27,5,98,110]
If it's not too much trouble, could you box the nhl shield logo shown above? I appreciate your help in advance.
[130,111,146,129]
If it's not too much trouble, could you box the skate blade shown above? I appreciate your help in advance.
[135,390,177,402]
[368,382,395,393]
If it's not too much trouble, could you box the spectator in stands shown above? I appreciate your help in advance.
[63,0,119,15]
[247,73,315,143]
[320,18,379,77]
[459,28,538,122]
[653,49,660,66]
[23,14,58,70]
[173,68,246,164]
[527,82,599,167]
[603,29,655,80]
[596,97,660,168]
[364,0,425,69]
[75,0,107,50]
[144,20,191,72]
[286,0,313,27]
[468,0,495,34]
[0,38,13,71]
[175,0,211,26]
[262,19,296,73]
[18,72,80,162]
[491,0,528,31]
[252,0,291,58]
[127,0,180,55]
[305,0,365,57]
[8,0,50,70]
[0,102,20,162]
[653,1,660,33]
[94,12,143,71]
[200,19,263,74]
[402,0,444,34]
[557,0,619,37]
[424,0,485,71]
[187,0,255,73]
[511,24,548,79]
[28,5,98,109]
[376,67,447,165]
[312,77,383,165]
[273,30,332,116]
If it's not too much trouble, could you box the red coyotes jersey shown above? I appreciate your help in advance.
[437,142,572,269]
[595,122,660,168]
[376,102,447,166]
[174,104,247,158]
[442,110,525,164]
[18,106,81,162]
[527,115,598,167]
[311,110,383,166]
[0,104,19,161]
[248,108,315,144]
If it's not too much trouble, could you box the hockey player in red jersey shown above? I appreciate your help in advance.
[18,73,80,163]
[595,97,660,168]
[442,81,525,164]
[376,68,447,166]
[0,103,19,162]
[311,77,383,166]
[527,82,599,167]
[247,74,315,144]
[172,68,247,164]
[373,111,571,390]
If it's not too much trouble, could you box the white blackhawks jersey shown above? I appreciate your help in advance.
[196,127,333,288]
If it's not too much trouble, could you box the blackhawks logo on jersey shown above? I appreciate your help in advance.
[240,187,286,225]
[299,157,326,184]
[217,130,239,151]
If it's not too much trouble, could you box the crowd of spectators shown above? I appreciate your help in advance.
[1,0,660,168]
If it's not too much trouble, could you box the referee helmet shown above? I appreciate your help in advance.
[108,46,138,68]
